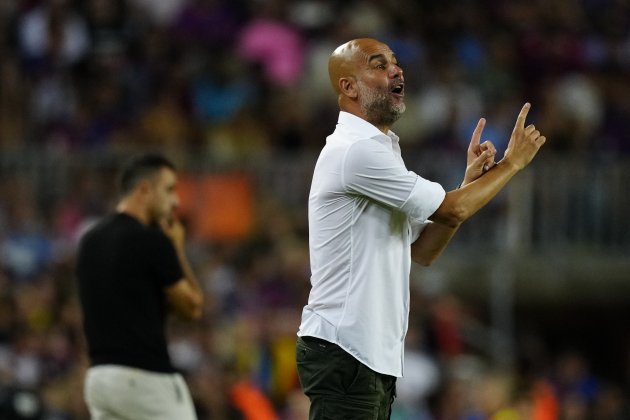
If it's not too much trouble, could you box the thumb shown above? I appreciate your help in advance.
[470,149,491,170]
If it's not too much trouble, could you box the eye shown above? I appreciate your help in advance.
[376,64,386,70]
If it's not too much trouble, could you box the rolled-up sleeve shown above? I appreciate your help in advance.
[400,171,446,222]
[343,138,445,222]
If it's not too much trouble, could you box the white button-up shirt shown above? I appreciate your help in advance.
[298,111,446,377]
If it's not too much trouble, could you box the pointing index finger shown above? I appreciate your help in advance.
[470,118,486,149]
[514,102,531,130]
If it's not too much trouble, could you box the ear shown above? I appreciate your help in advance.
[339,77,358,99]
[137,179,152,196]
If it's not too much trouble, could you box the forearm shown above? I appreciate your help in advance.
[175,244,203,297]
[411,222,459,266]
[411,161,516,265]
[430,159,520,227]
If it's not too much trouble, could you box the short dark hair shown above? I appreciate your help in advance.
[119,153,176,195]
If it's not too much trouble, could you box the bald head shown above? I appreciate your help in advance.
[328,38,392,94]
[327,38,405,132]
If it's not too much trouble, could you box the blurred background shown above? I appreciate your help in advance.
[0,0,629,418]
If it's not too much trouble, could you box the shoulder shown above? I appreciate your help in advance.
[344,136,393,165]
[77,214,115,245]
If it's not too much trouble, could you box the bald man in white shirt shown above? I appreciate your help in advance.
[296,38,546,419]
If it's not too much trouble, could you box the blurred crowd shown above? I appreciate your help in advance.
[1,0,629,158]
[0,0,629,419]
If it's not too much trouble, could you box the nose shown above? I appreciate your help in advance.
[390,63,403,79]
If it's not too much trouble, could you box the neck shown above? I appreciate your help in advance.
[339,101,390,134]
[372,122,389,134]
[117,199,149,225]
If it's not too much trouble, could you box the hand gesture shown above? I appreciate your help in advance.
[502,103,546,170]
[160,217,186,250]
[462,118,497,187]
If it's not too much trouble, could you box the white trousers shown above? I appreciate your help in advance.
[84,365,197,420]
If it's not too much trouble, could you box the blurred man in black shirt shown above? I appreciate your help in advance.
[76,154,203,420]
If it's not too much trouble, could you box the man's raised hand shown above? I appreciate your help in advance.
[462,118,497,187]
[501,103,546,171]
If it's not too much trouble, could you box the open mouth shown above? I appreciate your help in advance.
[391,83,404,96]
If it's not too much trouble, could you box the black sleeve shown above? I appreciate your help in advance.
[146,229,184,288]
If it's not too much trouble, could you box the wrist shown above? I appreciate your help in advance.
[498,157,521,173]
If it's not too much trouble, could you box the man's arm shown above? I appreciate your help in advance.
[411,159,520,266]
[162,219,204,320]
[410,221,459,266]
[411,103,546,265]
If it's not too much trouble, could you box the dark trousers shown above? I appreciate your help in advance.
[296,336,397,420]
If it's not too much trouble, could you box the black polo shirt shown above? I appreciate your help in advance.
[76,213,183,373]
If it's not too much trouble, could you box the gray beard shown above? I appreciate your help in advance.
[357,81,406,128]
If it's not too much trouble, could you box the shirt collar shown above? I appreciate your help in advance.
[337,111,400,144]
